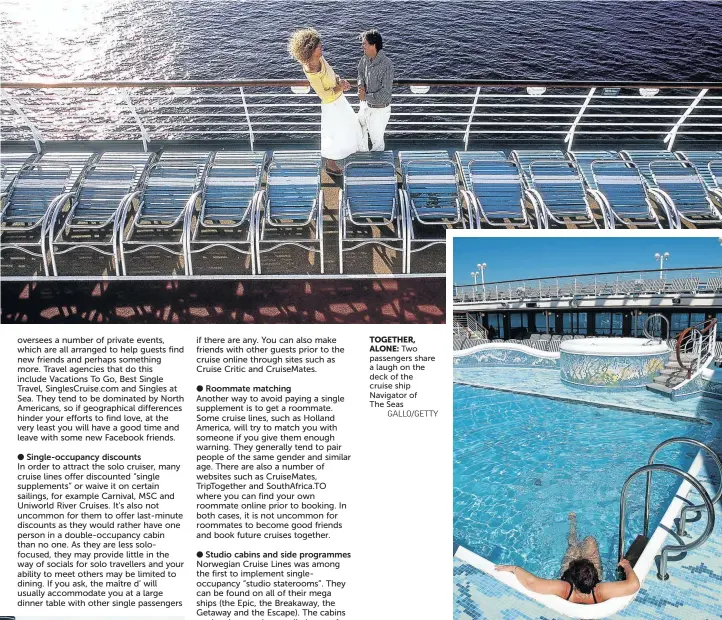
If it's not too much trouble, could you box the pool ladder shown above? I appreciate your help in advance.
[617,437,721,581]
[642,313,669,343]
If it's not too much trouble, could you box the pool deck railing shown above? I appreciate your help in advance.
[453,265,722,304]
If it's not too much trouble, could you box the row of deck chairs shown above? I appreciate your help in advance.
[0,150,326,276]
[2,147,722,278]
[456,149,722,229]
[0,148,473,276]
[0,148,471,276]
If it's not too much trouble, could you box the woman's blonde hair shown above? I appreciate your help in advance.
[288,28,321,64]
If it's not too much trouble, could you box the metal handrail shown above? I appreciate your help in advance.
[643,314,670,343]
[643,438,722,539]
[676,318,718,379]
[452,313,488,340]
[2,79,721,153]
[459,265,721,288]
[618,463,715,581]
[466,314,488,340]
[455,266,722,303]
[664,88,710,150]
[4,79,722,89]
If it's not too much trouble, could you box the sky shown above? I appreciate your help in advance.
[453,236,721,285]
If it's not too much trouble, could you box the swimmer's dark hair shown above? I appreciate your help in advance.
[562,559,600,595]
[362,29,383,51]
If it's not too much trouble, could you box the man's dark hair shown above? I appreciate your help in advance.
[561,559,600,594]
[362,29,383,51]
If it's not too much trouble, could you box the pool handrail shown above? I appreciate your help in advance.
[642,314,670,343]
[618,462,714,581]
[643,438,722,542]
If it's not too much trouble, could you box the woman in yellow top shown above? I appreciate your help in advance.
[288,28,366,175]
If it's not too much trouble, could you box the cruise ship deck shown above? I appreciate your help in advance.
[2,79,721,322]
[453,266,722,343]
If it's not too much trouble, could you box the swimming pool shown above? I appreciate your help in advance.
[453,383,712,583]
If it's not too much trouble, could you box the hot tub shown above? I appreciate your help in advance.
[559,337,670,388]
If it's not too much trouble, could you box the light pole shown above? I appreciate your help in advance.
[654,252,669,279]
[477,263,487,300]
[470,271,479,300]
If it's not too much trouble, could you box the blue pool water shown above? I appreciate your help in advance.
[453,383,713,582]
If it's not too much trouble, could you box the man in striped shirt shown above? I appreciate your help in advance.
[358,30,394,151]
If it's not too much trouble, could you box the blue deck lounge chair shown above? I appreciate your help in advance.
[37,151,96,188]
[513,150,602,228]
[677,151,722,206]
[48,152,154,275]
[0,163,74,275]
[339,151,404,274]
[710,160,722,197]
[399,150,472,273]
[186,151,266,276]
[705,276,722,292]
[566,150,620,191]
[590,161,666,228]
[512,150,604,228]
[119,151,210,275]
[455,151,534,228]
[255,150,323,274]
[512,149,565,180]
[0,152,37,198]
[619,150,677,184]
[649,160,722,228]
[619,150,686,227]
[567,151,640,227]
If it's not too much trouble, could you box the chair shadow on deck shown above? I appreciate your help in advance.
[1,278,445,324]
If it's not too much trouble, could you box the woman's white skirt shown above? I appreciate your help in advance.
[320,95,366,160]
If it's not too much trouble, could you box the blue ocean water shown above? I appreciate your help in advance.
[2,0,721,81]
[2,1,720,141]
[453,383,711,582]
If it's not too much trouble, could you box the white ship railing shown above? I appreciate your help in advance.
[453,266,722,304]
[453,313,488,338]
[2,79,721,153]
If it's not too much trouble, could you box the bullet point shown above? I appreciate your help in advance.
[197,551,203,557]
[197,385,203,392]
[18,454,24,461]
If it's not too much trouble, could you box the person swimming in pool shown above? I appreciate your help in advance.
[495,512,640,605]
